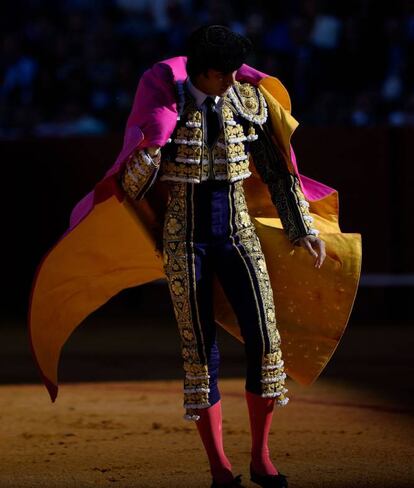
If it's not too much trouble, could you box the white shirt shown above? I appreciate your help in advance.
[185,77,224,129]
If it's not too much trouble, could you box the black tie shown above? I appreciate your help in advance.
[204,96,220,146]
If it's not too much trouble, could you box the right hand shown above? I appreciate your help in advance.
[146,145,161,157]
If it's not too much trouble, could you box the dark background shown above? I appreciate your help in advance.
[2,0,414,136]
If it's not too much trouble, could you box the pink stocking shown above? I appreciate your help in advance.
[195,400,234,483]
[245,390,279,476]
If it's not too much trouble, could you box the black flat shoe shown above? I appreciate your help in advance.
[211,473,244,487]
[250,463,288,488]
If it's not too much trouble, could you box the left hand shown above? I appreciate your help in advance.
[297,235,326,268]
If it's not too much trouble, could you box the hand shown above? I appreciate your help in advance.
[145,145,161,166]
[297,235,326,268]
[146,145,161,157]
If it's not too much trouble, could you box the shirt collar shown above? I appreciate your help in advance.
[186,77,221,108]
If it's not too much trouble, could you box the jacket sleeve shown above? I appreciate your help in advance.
[119,148,161,201]
[249,120,319,246]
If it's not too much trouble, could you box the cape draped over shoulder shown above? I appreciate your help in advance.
[28,56,362,402]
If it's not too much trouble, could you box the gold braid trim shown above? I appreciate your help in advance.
[120,149,160,200]
[228,81,268,125]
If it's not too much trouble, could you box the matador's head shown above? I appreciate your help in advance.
[185,24,252,97]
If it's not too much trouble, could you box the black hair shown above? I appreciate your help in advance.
[185,25,252,78]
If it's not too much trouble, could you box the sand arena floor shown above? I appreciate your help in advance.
[1,376,413,488]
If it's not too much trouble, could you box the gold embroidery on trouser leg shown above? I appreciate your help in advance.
[229,181,289,406]
[162,182,211,421]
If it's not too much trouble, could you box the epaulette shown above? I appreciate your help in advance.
[227,81,268,125]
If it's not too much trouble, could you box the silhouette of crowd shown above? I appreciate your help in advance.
[1,0,414,138]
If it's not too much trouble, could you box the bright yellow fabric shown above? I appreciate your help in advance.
[30,196,164,388]
[258,79,298,170]
[259,76,292,112]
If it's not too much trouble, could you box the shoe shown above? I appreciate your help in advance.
[250,462,288,487]
[211,473,244,487]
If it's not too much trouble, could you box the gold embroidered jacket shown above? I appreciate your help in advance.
[120,80,318,245]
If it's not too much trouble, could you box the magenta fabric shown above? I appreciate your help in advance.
[69,55,335,230]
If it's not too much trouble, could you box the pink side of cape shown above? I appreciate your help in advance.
[69,55,334,230]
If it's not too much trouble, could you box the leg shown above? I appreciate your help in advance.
[213,181,289,475]
[245,391,278,475]
[163,182,233,483]
[162,182,220,417]
[213,181,289,403]
[195,399,233,483]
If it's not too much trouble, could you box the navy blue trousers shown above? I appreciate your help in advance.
[162,179,288,420]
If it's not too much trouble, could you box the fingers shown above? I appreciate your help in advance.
[147,145,161,157]
[303,239,318,259]
[313,239,326,269]
[300,236,326,269]
[146,146,162,166]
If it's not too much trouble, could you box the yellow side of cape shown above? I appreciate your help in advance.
[214,78,361,386]
[29,76,362,400]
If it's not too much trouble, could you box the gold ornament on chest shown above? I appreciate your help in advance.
[159,82,264,183]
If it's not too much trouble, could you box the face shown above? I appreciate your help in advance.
[198,69,237,97]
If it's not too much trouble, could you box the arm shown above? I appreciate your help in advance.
[120,146,161,201]
[249,120,319,245]
[249,119,326,268]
